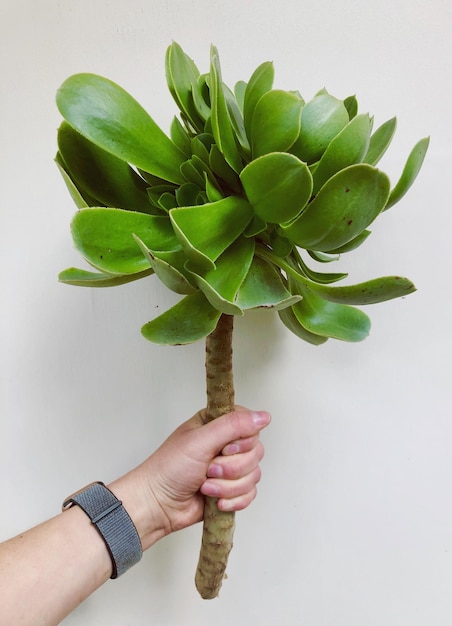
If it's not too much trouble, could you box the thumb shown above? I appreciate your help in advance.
[188,408,271,461]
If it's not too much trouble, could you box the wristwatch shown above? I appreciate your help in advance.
[62,481,142,578]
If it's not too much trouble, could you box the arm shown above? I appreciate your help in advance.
[0,408,270,626]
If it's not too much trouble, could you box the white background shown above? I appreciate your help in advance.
[1,1,451,624]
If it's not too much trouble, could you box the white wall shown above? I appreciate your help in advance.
[1,1,451,624]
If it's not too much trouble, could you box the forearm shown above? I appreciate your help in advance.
[0,506,111,626]
[0,468,164,626]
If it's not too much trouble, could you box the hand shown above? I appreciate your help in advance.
[0,407,270,626]
[110,407,271,549]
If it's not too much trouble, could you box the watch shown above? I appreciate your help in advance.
[62,481,142,578]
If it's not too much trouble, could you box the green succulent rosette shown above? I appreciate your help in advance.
[56,42,429,346]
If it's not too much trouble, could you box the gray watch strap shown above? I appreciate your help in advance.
[62,481,142,578]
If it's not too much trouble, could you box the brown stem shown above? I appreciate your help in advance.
[195,313,235,599]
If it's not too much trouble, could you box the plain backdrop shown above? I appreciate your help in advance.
[1,1,451,624]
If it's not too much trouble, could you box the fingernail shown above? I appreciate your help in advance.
[202,482,220,497]
[207,463,223,478]
[223,443,240,455]
[252,411,270,426]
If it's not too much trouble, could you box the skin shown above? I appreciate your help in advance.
[0,407,270,626]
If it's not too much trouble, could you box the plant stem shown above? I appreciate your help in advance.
[195,313,235,599]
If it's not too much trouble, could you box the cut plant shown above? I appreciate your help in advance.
[56,42,428,598]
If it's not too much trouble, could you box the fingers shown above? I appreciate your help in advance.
[207,440,265,479]
[221,434,259,456]
[218,487,258,512]
[201,435,266,512]
[187,408,271,462]
[172,406,270,513]
[201,466,262,511]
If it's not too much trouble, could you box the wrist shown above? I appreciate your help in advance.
[108,465,170,551]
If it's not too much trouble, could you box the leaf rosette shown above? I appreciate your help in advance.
[57,42,429,345]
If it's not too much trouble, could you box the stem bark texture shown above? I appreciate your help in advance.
[195,313,235,599]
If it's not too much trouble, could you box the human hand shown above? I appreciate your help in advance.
[110,407,270,550]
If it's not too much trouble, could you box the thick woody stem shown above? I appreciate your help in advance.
[195,313,235,599]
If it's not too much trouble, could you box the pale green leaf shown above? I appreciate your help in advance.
[293,290,371,342]
[210,46,243,173]
[384,137,430,210]
[56,73,186,184]
[363,117,397,165]
[236,256,302,311]
[165,41,204,131]
[133,235,196,295]
[240,152,313,223]
[251,90,303,158]
[187,237,255,315]
[243,61,274,142]
[290,94,350,163]
[170,196,253,271]
[298,274,416,305]
[58,266,153,287]
[58,122,152,213]
[282,164,390,252]
[278,306,328,345]
[71,208,179,274]
[312,114,372,193]
[141,291,221,345]
[55,159,91,209]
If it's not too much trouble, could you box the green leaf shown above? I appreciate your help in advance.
[326,229,372,254]
[282,164,390,252]
[251,90,303,158]
[191,136,211,165]
[384,137,430,210]
[312,114,372,193]
[244,215,267,237]
[224,83,250,153]
[187,237,255,315]
[165,41,204,131]
[363,117,397,165]
[170,116,192,156]
[56,73,186,184]
[236,256,302,311]
[175,183,202,207]
[141,291,221,345]
[270,232,293,258]
[210,46,243,173]
[133,235,196,295]
[192,74,212,122]
[170,196,253,271]
[58,266,153,287]
[180,159,205,187]
[240,152,313,223]
[55,158,91,209]
[294,254,348,284]
[278,306,328,345]
[234,80,247,113]
[204,173,224,203]
[71,208,179,274]
[344,95,358,120]
[290,93,350,163]
[243,61,274,142]
[299,274,416,305]
[57,122,152,213]
[308,250,339,263]
[209,145,241,192]
[147,185,177,212]
[293,290,371,342]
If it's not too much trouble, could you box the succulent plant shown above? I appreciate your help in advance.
[56,42,428,598]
